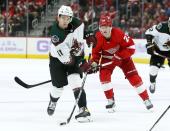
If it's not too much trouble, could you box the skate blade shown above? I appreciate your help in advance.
[107,108,116,113]
[147,107,154,113]
[149,89,155,94]
[76,116,92,123]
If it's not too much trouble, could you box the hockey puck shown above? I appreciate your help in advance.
[59,122,67,126]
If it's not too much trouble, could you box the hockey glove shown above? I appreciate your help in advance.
[79,60,99,74]
[146,43,155,55]
[112,55,122,66]
[88,61,99,74]
[84,32,97,48]
[79,60,90,72]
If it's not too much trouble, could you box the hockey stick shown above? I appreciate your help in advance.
[59,52,92,126]
[14,77,52,89]
[153,51,170,60]
[60,71,89,126]
[14,61,113,89]
[149,105,170,131]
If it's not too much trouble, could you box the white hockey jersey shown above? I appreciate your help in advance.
[50,17,86,64]
[145,23,170,51]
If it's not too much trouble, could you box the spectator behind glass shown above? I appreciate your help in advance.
[84,6,96,25]
[0,14,5,36]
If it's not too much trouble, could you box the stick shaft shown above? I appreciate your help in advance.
[153,51,170,59]
[149,105,170,131]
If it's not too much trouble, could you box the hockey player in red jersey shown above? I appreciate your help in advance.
[87,15,153,112]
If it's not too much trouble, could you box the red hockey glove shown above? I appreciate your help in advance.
[85,32,97,47]
[112,55,122,66]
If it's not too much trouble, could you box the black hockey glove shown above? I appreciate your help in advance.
[84,32,97,48]
[145,34,155,55]
[146,43,155,55]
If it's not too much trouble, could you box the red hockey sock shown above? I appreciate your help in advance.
[139,90,149,101]
[104,88,114,99]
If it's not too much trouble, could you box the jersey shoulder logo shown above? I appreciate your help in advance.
[123,35,130,42]
[156,23,162,30]
[51,35,59,43]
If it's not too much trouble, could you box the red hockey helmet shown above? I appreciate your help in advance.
[99,14,112,27]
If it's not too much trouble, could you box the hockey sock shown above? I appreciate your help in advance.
[104,88,114,99]
[139,90,149,101]
[149,65,159,83]
[73,88,87,108]
[150,74,157,83]
[50,94,59,102]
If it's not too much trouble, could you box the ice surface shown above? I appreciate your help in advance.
[0,59,169,131]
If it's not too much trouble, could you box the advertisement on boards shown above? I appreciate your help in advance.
[0,37,150,63]
[27,38,51,58]
[0,37,26,58]
[133,39,149,58]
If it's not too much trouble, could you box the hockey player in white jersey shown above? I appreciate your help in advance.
[47,5,96,122]
[145,17,170,93]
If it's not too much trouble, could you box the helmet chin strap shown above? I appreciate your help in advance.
[108,27,112,37]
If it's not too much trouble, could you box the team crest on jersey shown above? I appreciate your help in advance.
[105,45,120,54]
[51,35,59,43]
[156,23,162,30]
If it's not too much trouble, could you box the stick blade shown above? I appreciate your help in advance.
[59,122,67,126]
[14,76,30,89]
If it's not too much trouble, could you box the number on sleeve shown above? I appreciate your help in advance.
[57,49,63,56]
[123,35,130,43]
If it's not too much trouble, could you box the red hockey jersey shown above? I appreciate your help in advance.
[92,27,135,64]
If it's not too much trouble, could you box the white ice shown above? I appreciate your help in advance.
[0,59,170,131]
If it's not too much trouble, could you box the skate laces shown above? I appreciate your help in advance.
[144,99,152,106]
[150,83,156,89]
[49,102,56,109]
[79,107,89,113]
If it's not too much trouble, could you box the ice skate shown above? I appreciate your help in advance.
[47,100,56,116]
[75,107,91,122]
[106,98,116,113]
[149,82,156,93]
[144,99,153,111]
